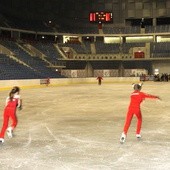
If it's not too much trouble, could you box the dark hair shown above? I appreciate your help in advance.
[133,84,142,91]
[9,86,20,101]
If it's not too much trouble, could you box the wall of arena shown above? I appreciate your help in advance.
[0,77,140,90]
[61,69,148,78]
[152,60,170,74]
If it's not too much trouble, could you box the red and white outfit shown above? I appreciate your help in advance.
[123,90,159,135]
[0,94,21,139]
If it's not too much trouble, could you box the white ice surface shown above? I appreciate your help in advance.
[0,82,169,170]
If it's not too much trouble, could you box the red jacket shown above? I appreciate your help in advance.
[97,77,103,80]
[129,90,158,109]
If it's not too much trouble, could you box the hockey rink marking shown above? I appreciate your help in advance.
[23,131,32,147]
[44,124,65,148]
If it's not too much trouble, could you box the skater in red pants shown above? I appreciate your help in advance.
[0,86,22,143]
[120,83,160,143]
[97,76,103,85]
[46,77,50,87]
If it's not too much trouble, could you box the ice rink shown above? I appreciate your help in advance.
[0,82,170,170]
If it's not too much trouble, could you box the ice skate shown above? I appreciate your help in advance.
[0,138,4,143]
[7,127,13,138]
[120,133,126,144]
[136,134,141,140]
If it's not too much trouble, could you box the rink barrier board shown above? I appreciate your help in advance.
[0,77,140,91]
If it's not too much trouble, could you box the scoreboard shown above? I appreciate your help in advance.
[89,12,113,23]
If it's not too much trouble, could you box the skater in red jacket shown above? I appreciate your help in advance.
[0,86,22,143]
[97,76,103,85]
[120,83,160,143]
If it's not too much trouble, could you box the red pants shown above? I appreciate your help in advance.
[123,108,142,135]
[0,107,17,138]
[98,80,101,85]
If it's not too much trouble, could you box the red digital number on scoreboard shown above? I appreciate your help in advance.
[89,12,112,23]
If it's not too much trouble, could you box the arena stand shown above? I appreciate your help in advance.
[1,21,170,80]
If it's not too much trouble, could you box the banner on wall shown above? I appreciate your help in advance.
[133,47,146,58]
[94,70,103,77]
[77,70,86,78]
[103,70,110,77]
[71,70,78,78]
[131,69,148,76]
[94,69,119,77]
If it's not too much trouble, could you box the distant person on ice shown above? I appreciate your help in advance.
[46,77,50,86]
[120,83,160,144]
[0,86,22,143]
[97,76,103,85]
